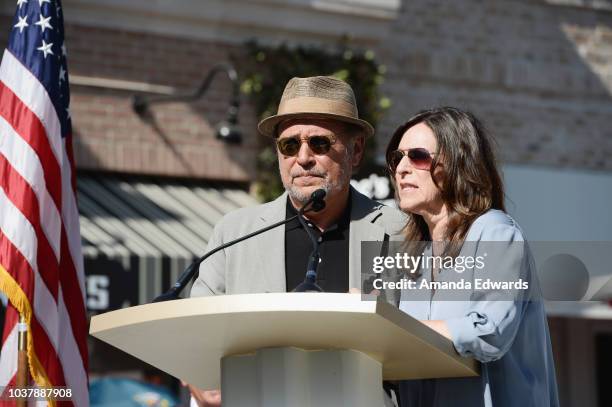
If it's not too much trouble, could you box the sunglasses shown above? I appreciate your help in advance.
[276,135,337,156]
[387,148,437,172]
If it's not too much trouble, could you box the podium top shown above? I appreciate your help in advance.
[90,293,478,389]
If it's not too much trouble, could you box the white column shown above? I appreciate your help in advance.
[221,347,384,407]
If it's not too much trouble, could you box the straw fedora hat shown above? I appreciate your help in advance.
[257,76,374,138]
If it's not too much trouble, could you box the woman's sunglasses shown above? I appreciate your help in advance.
[276,135,336,156]
[387,148,437,172]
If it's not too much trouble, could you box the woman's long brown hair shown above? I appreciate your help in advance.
[386,107,505,256]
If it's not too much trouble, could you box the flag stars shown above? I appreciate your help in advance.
[14,16,28,33]
[34,14,53,33]
[37,40,54,58]
[17,0,27,8]
[59,66,66,83]
[38,0,51,5]
[61,43,67,56]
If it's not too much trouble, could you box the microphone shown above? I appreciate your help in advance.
[152,189,326,302]
[309,188,326,212]
[293,189,327,293]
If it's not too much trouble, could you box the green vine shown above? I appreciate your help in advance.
[238,40,390,202]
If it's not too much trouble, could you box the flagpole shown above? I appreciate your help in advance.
[16,314,28,407]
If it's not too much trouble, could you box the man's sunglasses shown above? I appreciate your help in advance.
[387,148,437,172]
[276,135,337,156]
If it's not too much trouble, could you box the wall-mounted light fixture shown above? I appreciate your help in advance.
[132,63,242,144]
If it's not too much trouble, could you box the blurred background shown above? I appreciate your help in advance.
[1,0,611,405]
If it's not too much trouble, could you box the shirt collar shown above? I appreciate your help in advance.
[285,190,352,232]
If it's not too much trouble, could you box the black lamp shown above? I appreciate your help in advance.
[132,63,242,144]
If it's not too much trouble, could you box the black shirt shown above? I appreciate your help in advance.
[285,195,351,293]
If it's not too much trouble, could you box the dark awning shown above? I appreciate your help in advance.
[77,175,257,311]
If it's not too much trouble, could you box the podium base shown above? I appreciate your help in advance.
[221,347,385,407]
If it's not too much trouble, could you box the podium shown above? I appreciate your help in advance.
[90,293,478,406]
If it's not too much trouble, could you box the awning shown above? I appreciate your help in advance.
[79,174,612,319]
[77,175,257,311]
[545,301,612,320]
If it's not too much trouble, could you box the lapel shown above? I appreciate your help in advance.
[348,188,387,289]
[256,192,289,292]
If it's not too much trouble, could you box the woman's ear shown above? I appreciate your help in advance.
[431,163,445,191]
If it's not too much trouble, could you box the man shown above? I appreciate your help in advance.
[188,76,405,406]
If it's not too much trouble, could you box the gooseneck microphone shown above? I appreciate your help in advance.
[152,189,327,302]
[308,188,326,212]
[293,189,326,293]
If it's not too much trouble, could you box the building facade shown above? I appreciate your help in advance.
[2,0,612,405]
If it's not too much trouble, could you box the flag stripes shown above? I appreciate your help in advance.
[0,1,89,405]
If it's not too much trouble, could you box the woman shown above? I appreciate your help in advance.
[386,107,559,407]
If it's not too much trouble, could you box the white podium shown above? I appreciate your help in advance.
[90,293,478,406]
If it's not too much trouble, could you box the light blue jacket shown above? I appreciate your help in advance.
[398,209,559,407]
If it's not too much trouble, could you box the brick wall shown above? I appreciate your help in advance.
[1,0,611,180]
[0,16,259,182]
[376,0,612,171]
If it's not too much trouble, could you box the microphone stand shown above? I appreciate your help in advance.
[152,191,324,302]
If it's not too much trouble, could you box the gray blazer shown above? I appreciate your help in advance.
[190,187,406,297]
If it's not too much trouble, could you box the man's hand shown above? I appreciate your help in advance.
[420,320,452,340]
[348,287,380,295]
[181,382,221,407]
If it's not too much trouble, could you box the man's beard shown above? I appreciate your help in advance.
[282,143,355,206]
[286,177,331,205]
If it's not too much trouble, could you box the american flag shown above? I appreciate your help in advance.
[0,0,88,406]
